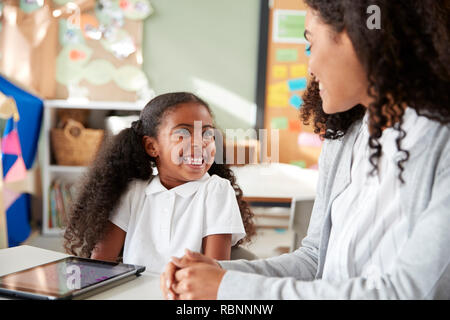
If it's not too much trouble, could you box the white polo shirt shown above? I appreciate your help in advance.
[109,172,246,273]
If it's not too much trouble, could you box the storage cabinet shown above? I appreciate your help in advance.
[41,100,143,235]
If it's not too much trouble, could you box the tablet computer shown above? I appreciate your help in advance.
[0,256,146,300]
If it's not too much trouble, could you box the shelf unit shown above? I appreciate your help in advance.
[41,100,144,236]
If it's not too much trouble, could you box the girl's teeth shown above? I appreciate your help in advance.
[182,156,203,165]
[319,82,323,90]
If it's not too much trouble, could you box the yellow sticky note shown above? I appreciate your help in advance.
[268,81,289,94]
[272,65,288,79]
[290,64,308,78]
[267,92,289,107]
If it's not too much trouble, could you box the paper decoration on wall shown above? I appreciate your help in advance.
[59,19,86,46]
[288,119,301,132]
[54,0,155,102]
[273,10,307,44]
[83,59,116,85]
[272,65,288,79]
[289,94,303,109]
[56,43,92,85]
[120,0,154,20]
[298,132,323,148]
[113,65,148,91]
[20,0,44,13]
[275,48,298,62]
[95,0,125,27]
[290,64,307,78]
[288,78,307,91]
[80,13,102,40]
[0,92,23,248]
[267,92,289,108]
[100,28,136,59]
[268,81,289,94]
[0,76,43,248]
[54,0,73,4]
[271,117,288,130]
[0,94,20,122]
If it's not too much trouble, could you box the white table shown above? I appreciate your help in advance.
[231,163,318,201]
[0,245,163,300]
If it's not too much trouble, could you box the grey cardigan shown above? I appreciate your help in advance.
[218,116,450,299]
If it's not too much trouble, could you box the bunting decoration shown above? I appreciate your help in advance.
[0,75,43,248]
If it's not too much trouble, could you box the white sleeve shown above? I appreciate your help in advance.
[109,181,135,232]
[203,176,246,246]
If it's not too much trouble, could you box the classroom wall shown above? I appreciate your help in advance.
[142,0,261,131]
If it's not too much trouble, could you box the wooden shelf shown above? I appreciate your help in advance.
[44,99,145,111]
[49,165,87,174]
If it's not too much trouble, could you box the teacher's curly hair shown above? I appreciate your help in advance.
[300,0,450,183]
[63,92,256,258]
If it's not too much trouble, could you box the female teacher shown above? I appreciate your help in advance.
[161,0,449,299]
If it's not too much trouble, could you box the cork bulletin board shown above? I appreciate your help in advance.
[257,0,322,169]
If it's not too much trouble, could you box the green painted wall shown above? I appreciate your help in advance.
[142,0,261,130]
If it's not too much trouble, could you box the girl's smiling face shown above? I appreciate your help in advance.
[143,102,216,189]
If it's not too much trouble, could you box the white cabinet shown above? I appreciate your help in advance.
[41,100,144,235]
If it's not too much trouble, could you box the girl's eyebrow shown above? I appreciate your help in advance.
[172,123,215,129]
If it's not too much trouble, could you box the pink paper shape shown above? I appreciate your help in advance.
[298,132,323,148]
[2,187,21,210]
[4,156,27,183]
[1,129,22,155]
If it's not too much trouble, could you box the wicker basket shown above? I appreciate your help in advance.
[57,109,91,127]
[51,119,104,166]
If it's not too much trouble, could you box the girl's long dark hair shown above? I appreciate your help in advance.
[301,0,450,183]
[64,92,255,258]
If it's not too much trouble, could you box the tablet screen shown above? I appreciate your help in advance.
[0,257,141,298]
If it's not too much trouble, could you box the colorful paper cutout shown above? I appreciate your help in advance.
[83,59,115,85]
[1,130,21,155]
[5,156,27,183]
[59,19,85,46]
[100,29,136,59]
[272,65,288,79]
[267,92,289,108]
[268,81,289,94]
[3,188,21,210]
[289,94,303,109]
[120,0,154,20]
[271,117,288,130]
[80,14,102,40]
[20,0,44,13]
[0,95,19,122]
[290,64,308,78]
[288,78,307,91]
[113,65,148,91]
[288,119,301,132]
[273,10,307,44]
[275,48,298,62]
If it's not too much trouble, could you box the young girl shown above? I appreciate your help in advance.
[63,92,255,273]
